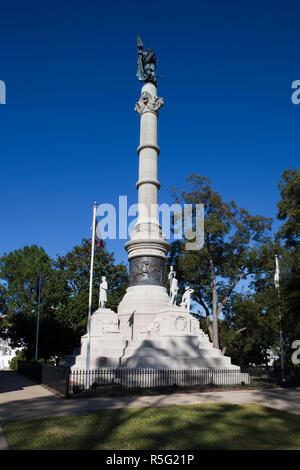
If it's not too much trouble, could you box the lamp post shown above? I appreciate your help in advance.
[35,274,42,362]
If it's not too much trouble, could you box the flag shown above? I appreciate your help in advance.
[274,254,280,289]
[128,311,135,327]
[95,219,105,248]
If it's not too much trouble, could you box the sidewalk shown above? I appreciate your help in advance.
[1,371,300,426]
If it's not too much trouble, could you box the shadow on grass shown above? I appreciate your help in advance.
[4,402,300,450]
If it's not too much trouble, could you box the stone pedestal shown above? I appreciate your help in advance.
[72,305,241,374]
[71,308,126,370]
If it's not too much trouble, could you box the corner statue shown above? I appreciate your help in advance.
[136,33,157,86]
[180,287,194,312]
[99,276,108,308]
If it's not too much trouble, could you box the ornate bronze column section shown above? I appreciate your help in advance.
[129,256,167,286]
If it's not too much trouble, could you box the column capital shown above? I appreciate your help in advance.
[135,91,164,116]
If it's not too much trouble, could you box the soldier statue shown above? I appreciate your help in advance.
[99,276,108,308]
[180,287,194,312]
[169,272,179,306]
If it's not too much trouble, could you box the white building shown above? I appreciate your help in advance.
[0,338,17,369]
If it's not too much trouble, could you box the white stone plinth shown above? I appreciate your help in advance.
[71,308,126,371]
[117,285,170,341]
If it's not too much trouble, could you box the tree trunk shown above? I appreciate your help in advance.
[206,315,214,344]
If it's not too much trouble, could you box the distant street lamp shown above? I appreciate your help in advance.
[35,274,42,362]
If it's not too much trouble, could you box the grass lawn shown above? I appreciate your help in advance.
[3,403,300,450]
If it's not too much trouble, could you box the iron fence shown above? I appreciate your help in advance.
[18,361,70,397]
[18,360,42,383]
[68,368,250,397]
[243,366,300,384]
[18,361,299,398]
[41,363,70,397]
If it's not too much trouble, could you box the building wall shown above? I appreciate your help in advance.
[0,340,17,369]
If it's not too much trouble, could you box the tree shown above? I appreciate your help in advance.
[275,168,300,366]
[169,175,273,350]
[0,240,129,362]
[220,289,280,368]
[0,245,63,361]
[222,168,300,370]
[276,168,300,248]
[54,238,128,340]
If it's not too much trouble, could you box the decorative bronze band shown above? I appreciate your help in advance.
[129,255,167,287]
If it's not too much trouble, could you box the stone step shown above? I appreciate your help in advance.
[197,347,222,358]
[120,354,239,370]
[120,356,171,369]
[197,339,214,348]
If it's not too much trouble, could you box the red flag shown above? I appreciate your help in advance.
[95,219,105,248]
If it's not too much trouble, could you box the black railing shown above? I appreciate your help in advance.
[18,362,299,398]
[18,360,42,383]
[243,366,300,384]
[18,361,70,397]
[68,368,250,397]
[41,363,70,397]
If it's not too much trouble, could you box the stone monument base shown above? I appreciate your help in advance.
[71,308,126,370]
[71,305,244,381]
[117,306,239,370]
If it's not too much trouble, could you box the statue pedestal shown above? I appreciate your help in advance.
[71,306,243,385]
[117,285,170,341]
[71,308,126,370]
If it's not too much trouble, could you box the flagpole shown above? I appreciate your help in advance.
[86,201,98,379]
[275,254,285,383]
[35,274,42,362]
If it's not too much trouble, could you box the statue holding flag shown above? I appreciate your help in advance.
[136,33,158,86]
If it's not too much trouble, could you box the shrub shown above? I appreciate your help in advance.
[9,350,27,370]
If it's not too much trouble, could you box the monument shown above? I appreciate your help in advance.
[71,35,244,380]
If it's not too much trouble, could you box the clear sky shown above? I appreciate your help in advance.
[0,0,299,268]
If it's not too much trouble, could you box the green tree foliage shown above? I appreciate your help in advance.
[9,349,27,370]
[275,168,300,364]
[0,245,58,361]
[170,175,272,350]
[54,238,128,338]
[0,241,128,363]
[220,290,280,368]
[276,168,300,247]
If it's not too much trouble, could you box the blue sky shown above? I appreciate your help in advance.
[0,0,299,268]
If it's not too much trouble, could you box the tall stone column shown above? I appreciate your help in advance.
[117,81,171,339]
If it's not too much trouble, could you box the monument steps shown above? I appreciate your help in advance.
[115,336,238,371]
